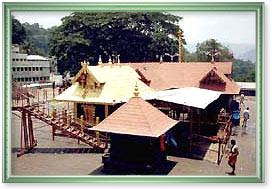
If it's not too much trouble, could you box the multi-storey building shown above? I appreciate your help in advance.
[12,45,56,84]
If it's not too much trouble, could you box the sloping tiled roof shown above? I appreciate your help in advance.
[55,65,154,104]
[91,96,178,137]
[125,62,240,94]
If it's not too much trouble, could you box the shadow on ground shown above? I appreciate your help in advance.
[88,160,177,175]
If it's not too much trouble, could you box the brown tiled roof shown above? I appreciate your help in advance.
[124,62,240,94]
[91,96,178,137]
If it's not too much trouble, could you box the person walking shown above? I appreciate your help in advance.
[242,107,250,127]
[227,139,239,175]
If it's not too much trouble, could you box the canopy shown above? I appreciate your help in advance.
[141,87,222,109]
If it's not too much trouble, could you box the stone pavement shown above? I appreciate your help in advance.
[11,91,256,176]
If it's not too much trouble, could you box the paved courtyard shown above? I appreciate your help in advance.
[11,89,257,176]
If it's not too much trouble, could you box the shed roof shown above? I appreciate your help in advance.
[90,96,178,137]
[27,55,48,61]
[142,87,222,109]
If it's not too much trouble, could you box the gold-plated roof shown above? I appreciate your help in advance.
[55,65,154,104]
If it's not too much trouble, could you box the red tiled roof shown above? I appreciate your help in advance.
[91,96,178,137]
[124,62,240,94]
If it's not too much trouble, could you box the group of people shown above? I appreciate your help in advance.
[226,93,251,175]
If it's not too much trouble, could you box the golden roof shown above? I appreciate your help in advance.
[55,65,154,104]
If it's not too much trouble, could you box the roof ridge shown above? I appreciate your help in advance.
[137,98,155,136]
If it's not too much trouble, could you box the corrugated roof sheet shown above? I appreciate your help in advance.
[142,87,222,109]
[55,65,154,104]
[90,96,178,137]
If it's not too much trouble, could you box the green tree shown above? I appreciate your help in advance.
[48,12,182,74]
[195,39,233,62]
[23,22,50,56]
[232,59,255,82]
[12,16,26,44]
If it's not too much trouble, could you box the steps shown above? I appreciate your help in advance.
[13,105,108,151]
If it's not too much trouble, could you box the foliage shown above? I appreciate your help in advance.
[232,59,255,82]
[48,12,183,74]
[12,17,50,56]
[12,16,26,45]
[195,39,233,62]
[22,23,51,56]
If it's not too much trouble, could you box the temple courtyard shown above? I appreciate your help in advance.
[11,88,256,176]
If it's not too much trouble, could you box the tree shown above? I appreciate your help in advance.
[48,12,183,74]
[12,16,26,45]
[23,22,51,56]
[195,39,233,62]
[231,59,255,82]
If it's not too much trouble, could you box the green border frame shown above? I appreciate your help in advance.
[2,2,264,183]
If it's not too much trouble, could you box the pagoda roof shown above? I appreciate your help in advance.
[90,96,178,137]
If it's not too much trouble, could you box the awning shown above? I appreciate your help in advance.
[141,87,222,109]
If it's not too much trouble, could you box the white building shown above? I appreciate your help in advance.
[12,45,57,84]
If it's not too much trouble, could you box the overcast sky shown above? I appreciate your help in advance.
[12,11,255,45]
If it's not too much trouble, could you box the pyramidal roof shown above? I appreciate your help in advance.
[91,96,178,138]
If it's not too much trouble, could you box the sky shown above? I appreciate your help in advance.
[12,11,256,46]
[172,11,256,45]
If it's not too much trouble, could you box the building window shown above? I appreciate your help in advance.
[29,67,31,71]
[25,67,27,71]
[12,68,15,72]
[22,78,25,82]
[26,78,28,82]
[20,59,23,61]
[21,67,23,71]
[40,67,43,71]
[17,68,20,71]
[16,59,19,61]
[40,77,43,80]
[12,58,15,61]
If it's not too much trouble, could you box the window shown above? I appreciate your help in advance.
[20,59,23,61]
[29,67,31,71]
[12,68,15,72]
[12,58,15,61]
[40,67,42,71]
[20,68,23,71]
[25,67,27,71]
[22,78,25,82]
[40,77,43,80]
[26,78,28,82]
[36,67,39,71]
[17,68,20,71]
[16,59,19,61]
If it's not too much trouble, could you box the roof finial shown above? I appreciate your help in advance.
[133,82,139,97]
[98,55,103,67]
[108,56,113,67]
[117,55,121,67]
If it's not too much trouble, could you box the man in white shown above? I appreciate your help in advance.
[242,107,250,127]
